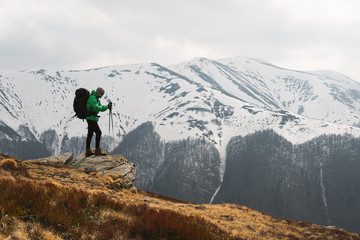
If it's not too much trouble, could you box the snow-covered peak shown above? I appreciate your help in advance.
[1,56,360,157]
[311,70,359,84]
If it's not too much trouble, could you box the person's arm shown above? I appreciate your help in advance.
[98,101,109,112]
[88,96,108,112]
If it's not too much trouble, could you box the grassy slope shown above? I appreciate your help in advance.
[0,154,359,240]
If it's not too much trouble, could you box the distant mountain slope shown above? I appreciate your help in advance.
[171,56,360,126]
[213,130,360,234]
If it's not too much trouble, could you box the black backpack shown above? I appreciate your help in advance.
[73,88,90,119]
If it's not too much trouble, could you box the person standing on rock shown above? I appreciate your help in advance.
[85,87,112,157]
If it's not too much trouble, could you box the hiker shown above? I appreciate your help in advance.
[85,87,112,157]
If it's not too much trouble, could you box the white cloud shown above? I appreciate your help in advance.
[0,0,359,81]
[154,35,224,63]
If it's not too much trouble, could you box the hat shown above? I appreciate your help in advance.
[96,87,105,96]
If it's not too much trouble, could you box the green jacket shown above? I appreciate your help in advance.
[86,90,109,121]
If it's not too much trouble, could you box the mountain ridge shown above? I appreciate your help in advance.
[1,55,360,152]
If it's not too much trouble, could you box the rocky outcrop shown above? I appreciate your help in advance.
[29,152,74,165]
[68,151,136,190]
[27,151,136,190]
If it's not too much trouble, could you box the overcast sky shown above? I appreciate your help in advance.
[1,0,359,81]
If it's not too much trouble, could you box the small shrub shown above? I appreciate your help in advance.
[0,159,18,171]
[0,159,29,177]
[104,174,125,190]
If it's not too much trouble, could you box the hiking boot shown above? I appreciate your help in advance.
[94,148,107,156]
[85,149,94,157]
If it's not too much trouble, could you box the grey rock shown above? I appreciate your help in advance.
[69,151,136,190]
[29,152,74,165]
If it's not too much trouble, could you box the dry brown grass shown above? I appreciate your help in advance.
[104,174,124,190]
[0,215,62,240]
[0,158,29,177]
[0,162,231,239]
[0,155,359,240]
[0,158,18,170]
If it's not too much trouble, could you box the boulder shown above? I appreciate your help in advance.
[28,152,74,165]
[68,152,136,190]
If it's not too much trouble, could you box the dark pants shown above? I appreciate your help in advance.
[86,120,102,149]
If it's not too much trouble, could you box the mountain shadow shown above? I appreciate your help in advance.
[0,122,51,159]
[213,130,360,234]
[112,122,222,203]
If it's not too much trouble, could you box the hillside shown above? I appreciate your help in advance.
[1,56,360,235]
[0,153,359,240]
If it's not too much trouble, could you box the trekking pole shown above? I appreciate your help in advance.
[109,108,111,136]
[111,108,114,136]
[108,103,115,149]
[111,109,114,146]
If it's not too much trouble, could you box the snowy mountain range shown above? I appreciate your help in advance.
[1,56,360,233]
[1,56,360,156]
